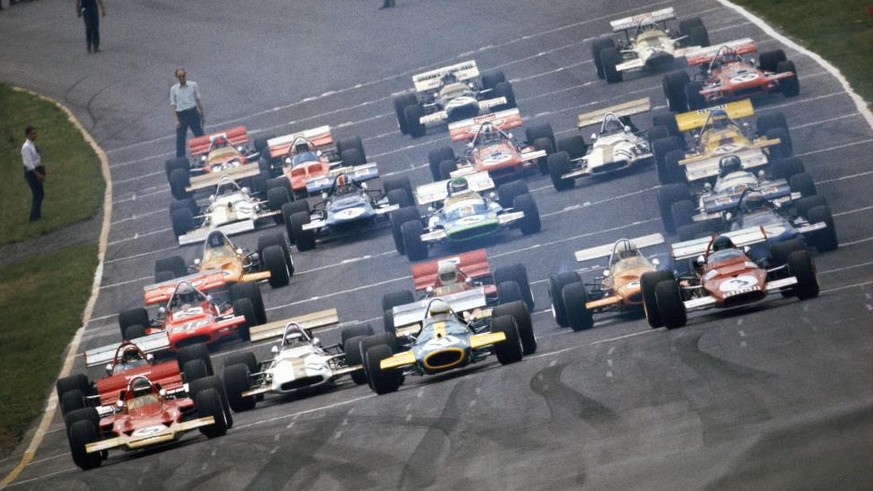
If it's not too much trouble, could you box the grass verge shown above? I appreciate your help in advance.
[731,0,873,109]
[0,82,104,247]
[0,244,99,456]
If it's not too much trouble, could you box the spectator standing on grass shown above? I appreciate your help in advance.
[76,0,106,53]
[170,68,205,158]
[21,126,46,222]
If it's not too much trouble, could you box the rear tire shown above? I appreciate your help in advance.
[494,263,534,311]
[223,364,256,412]
[547,152,574,191]
[195,388,228,438]
[591,37,616,79]
[548,271,581,328]
[405,105,426,138]
[365,344,402,395]
[788,250,819,300]
[491,316,523,364]
[641,271,675,328]
[601,47,622,84]
[401,220,428,261]
[428,147,456,182]
[262,245,290,288]
[777,60,800,97]
[493,300,536,355]
[663,71,690,112]
[69,420,102,470]
[562,282,594,332]
[655,280,687,329]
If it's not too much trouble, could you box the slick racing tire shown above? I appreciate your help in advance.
[382,175,414,202]
[195,388,229,438]
[262,245,291,288]
[641,270,675,328]
[547,152,574,191]
[257,233,292,273]
[177,342,214,376]
[758,49,786,73]
[548,271,581,328]
[225,351,258,374]
[118,308,149,340]
[382,290,414,313]
[169,168,192,200]
[290,211,316,252]
[428,146,456,182]
[231,298,256,342]
[171,207,194,237]
[230,282,266,325]
[807,205,839,252]
[657,183,692,235]
[60,389,86,416]
[662,71,690,112]
[601,46,622,83]
[155,255,187,281]
[655,280,687,329]
[182,359,209,384]
[788,250,820,300]
[405,104,426,138]
[344,335,369,385]
[336,136,366,163]
[393,93,418,135]
[496,281,523,305]
[493,300,536,355]
[480,70,506,91]
[491,315,523,365]
[189,375,233,429]
[562,282,594,332]
[223,363,257,412]
[56,373,92,404]
[497,180,529,209]
[494,263,534,311]
[591,37,616,79]
[514,194,541,235]
[365,344,402,395]
[390,207,420,255]
[493,81,517,111]
[401,220,428,261]
[671,199,696,230]
[557,135,587,161]
[341,323,375,347]
[777,61,800,97]
[69,419,102,470]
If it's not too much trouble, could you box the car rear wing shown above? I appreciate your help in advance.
[670,226,770,261]
[610,7,675,32]
[701,179,791,214]
[574,233,665,262]
[415,171,494,206]
[673,99,755,133]
[143,270,227,305]
[186,167,261,193]
[392,287,488,329]
[304,163,380,194]
[448,108,524,142]
[266,125,334,160]
[188,126,249,158]
[685,37,757,67]
[576,98,651,129]
[412,60,480,93]
[178,218,260,246]
[411,249,491,291]
[248,309,340,343]
[84,332,172,368]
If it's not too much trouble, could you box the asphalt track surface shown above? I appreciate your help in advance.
[2,0,873,489]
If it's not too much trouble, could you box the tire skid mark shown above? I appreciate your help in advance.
[672,332,774,444]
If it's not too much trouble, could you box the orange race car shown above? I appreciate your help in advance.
[426,108,556,181]
[165,126,262,199]
[549,234,666,331]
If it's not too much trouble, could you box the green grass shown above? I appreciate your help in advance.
[0,245,99,456]
[0,82,104,247]
[732,0,873,109]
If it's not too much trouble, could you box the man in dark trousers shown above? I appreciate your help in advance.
[170,68,205,158]
[21,126,46,222]
[76,0,105,53]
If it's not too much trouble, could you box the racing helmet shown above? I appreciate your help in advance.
[120,345,144,364]
[172,282,198,307]
[441,72,458,86]
[479,123,501,144]
[710,109,730,131]
[616,240,639,260]
[718,155,743,176]
[212,136,229,149]
[742,190,767,213]
[335,173,353,193]
[427,299,452,317]
[282,323,305,346]
[447,176,469,195]
[291,137,313,156]
[130,377,153,398]
[711,235,735,252]
[437,261,459,286]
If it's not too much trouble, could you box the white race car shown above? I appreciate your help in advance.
[171,174,288,246]
[592,7,709,83]
[547,98,654,190]
[222,310,363,411]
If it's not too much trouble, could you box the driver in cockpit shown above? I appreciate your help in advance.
[289,138,319,166]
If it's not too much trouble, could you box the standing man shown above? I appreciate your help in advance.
[21,126,46,222]
[76,0,105,53]
[170,68,205,158]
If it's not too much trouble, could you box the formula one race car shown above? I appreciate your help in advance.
[155,230,293,289]
[593,7,709,83]
[380,249,535,332]
[547,98,654,190]
[117,270,267,347]
[649,99,794,185]
[57,334,231,470]
[389,171,541,261]
[641,230,819,329]
[663,38,799,112]
[428,108,556,181]
[393,60,517,138]
[282,171,413,251]
[165,126,261,200]
[548,234,666,331]
[170,174,290,246]
[361,292,536,394]
[222,309,366,411]
[259,126,374,198]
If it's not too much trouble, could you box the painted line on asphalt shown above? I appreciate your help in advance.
[104,245,177,265]
[107,227,172,246]
[814,161,873,184]
[821,280,873,294]
[110,208,165,225]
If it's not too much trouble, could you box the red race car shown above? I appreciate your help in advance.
[55,334,231,470]
[427,108,556,181]
[642,229,819,329]
[117,270,265,349]
[663,38,799,112]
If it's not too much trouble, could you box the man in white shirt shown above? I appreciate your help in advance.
[21,125,46,221]
[170,68,205,157]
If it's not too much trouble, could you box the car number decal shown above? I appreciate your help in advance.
[132,425,166,437]
[730,73,759,84]
[719,275,758,292]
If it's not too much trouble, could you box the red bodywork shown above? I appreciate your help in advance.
[142,271,246,350]
[267,128,336,192]
[411,249,497,298]
[93,343,184,406]
[96,378,198,450]
[448,110,539,180]
[686,41,795,104]
[188,126,252,173]
[697,248,768,308]
[284,159,332,192]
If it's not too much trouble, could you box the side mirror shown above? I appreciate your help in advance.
[361,182,368,190]
[209,194,216,202]
[193,258,201,266]
[105,363,113,374]
[695,255,706,266]
[704,182,712,192]
[200,155,207,162]
[158,306,167,315]
[316,150,323,157]
[602,269,610,277]
[284,157,292,165]
[116,399,125,408]
[466,142,474,149]
[725,212,733,222]
[652,258,661,267]
[146,353,154,362]
[237,145,244,152]
[271,345,279,354]
[465,277,473,285]
[623,125,631,133]
[488,192,497,200]
[236,248,244,255]
[241,186,250,195]
[507,132,513,140]
[322,192,328,200]
[743,246,751,254]
[205,294,213,303]
[425,285,434,294]
[312,337,321,346]
[590,132,598,140]
[159,388,168,397]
